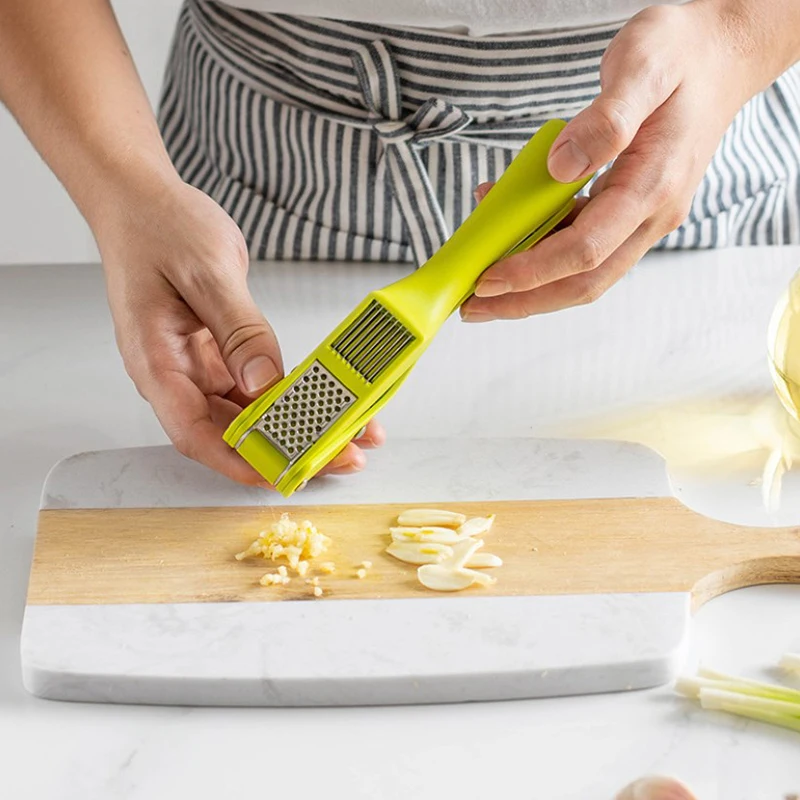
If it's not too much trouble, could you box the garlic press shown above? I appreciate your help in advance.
[223,119,593,495]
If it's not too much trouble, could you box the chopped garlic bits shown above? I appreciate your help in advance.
[236,513,332,569]
[236,512,334,590]
[259,572,291,587]
[385,510,502,592]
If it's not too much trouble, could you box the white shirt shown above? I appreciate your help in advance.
[221,0,678,36]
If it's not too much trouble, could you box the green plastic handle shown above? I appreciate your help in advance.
[385,119,592,326]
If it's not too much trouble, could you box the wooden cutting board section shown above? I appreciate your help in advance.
[28,497,800,610]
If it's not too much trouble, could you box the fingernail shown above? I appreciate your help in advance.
[461,309,496,323]
[475,278,511,298]
[355,426,367,439]
[548,139,590,183]
[257,481,272,490]
[242,356,279,394]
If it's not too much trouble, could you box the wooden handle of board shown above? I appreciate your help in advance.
[26,497,800,608]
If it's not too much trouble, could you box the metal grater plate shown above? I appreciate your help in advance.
[330,299,415,383]
[253,362,354,462]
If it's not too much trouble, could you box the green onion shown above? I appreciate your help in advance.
[676,660,800,734]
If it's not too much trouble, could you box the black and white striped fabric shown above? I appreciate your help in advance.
[158,0,800,265]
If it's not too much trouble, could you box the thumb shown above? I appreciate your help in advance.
[191,276,284,398]
[547,20,680,183]
[615,776,697,800]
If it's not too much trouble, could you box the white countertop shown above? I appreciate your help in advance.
[2,249,800,799]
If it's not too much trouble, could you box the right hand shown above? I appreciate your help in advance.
[95,174,384,488]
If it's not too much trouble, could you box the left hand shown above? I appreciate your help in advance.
[460,0,785,322]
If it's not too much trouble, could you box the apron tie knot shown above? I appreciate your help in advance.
[351,40,472,264]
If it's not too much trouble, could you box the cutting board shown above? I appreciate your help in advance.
[20,438,800,707]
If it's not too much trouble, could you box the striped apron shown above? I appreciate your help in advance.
[158,0,800,266]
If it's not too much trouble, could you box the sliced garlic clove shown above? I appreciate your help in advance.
[465,552,503,568]
[390,526,466,544]
[444,538,484,569]
[457,515,496,538]
[461,568,496,587]
[385,541,453,565]
[396,509,467,528]
[417,565,477,591]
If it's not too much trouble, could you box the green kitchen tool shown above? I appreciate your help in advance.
[223,118,593,495]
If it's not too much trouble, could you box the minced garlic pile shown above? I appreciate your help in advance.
[236,512,333,591]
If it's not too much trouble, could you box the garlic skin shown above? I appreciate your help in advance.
[614,777,697,800]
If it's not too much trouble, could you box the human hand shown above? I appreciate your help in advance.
[461,0,788,322]
[96,175,384,487]
[615,775,697,800]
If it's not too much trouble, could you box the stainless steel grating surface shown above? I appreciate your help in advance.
[254,362,354,461]
[330,300,415,383]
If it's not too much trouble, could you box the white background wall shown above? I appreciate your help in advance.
[0,1,183,266]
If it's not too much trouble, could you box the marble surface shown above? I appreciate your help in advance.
[22,439,688,706]
[40,437,672,509]
[2,251,800,797]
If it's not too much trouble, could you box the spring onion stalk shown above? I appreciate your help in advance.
[698,666,800,702]
[676,662,800,734]
[701,701,800,734]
